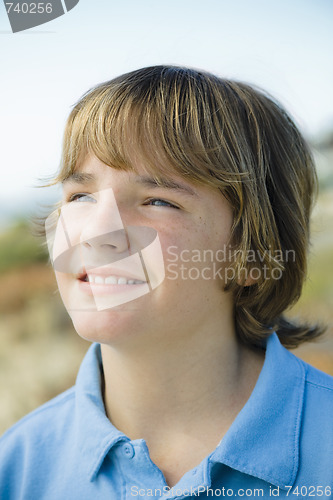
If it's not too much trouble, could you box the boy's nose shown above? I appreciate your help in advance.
[78,187,129,255]
[80,228,129,256]
[49,187,133,273]
[79,215,130,263]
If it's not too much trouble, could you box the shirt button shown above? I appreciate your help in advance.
[123,443,135,459]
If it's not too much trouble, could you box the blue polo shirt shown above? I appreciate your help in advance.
[1,333,333,499]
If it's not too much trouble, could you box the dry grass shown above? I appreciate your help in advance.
[0,266,88,434]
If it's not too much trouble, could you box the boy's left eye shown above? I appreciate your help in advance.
[68,193,96,203]
[144,198,179,209]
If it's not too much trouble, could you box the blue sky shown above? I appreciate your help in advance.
[0,0,332,217]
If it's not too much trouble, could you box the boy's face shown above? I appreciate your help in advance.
[50,154,234,347]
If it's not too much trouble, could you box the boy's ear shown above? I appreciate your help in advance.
[236,266,259,287]
[242,274,257,287]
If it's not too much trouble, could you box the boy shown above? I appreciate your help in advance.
[1,65,332,499]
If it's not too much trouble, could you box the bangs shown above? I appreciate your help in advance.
[56,68,246,193]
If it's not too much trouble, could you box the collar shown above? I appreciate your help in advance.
[209,332,306,488]
[74,333,306,487]
[74,343,128,481]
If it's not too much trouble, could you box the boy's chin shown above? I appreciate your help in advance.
[68,307,142,345]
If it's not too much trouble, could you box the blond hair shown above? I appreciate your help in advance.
[55,65,323,348]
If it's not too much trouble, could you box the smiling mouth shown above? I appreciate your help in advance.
[77,266,147,286]
[80,273,146,285]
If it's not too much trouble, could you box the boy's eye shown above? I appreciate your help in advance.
[68,193,96,203]
[144,198,179,209]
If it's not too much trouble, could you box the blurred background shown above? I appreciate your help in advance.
[0,0,332,434]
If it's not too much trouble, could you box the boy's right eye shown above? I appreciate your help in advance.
[68,193,96,203]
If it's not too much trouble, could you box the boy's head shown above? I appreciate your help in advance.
[53,65,321,348]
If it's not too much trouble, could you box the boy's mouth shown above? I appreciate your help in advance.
[77,268,147,286]
[72,266,151,307]
[80,273,146,285]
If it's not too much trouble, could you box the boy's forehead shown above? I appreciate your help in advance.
[67,153,200,197]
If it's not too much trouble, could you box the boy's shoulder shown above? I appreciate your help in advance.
[301,357,333,421]
[0,386,79,497]
[290,356,333,485]
[0,386,76,450]
[296,352,333,406]
[296,355,333,448]
[293,351,333,414]
[303,358,333,392]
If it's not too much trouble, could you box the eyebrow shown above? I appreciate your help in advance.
[63,172,197,197]
[135,175,197,197]
[62,172,96,185]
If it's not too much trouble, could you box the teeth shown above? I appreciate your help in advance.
[105,276,117,285]
[86,274,145,285]
[118,277,127,285]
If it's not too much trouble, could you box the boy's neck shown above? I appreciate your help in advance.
[100,318,264,486]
